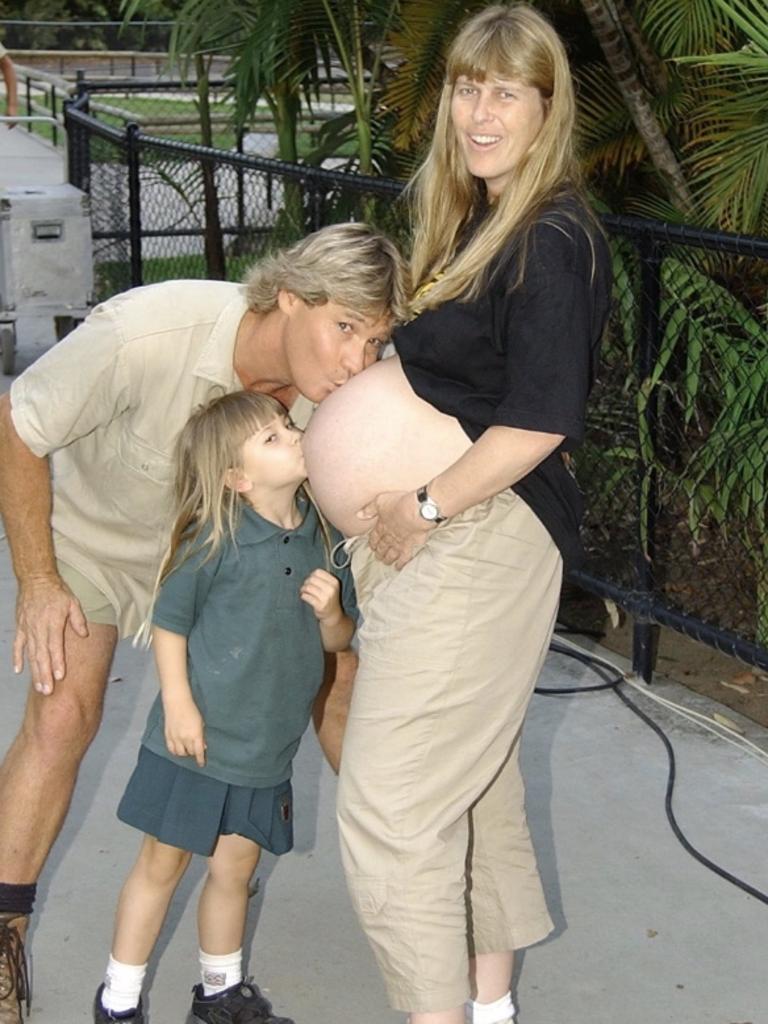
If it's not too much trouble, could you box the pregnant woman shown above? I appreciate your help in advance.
[303,5,611,1023]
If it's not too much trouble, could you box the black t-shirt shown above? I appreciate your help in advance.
[394,195,612,569]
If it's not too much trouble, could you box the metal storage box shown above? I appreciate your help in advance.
[0,183,93,373]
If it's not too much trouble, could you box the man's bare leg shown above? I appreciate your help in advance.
[0,623,117,1020]
[312,649,357,774]
[0,622,117,880]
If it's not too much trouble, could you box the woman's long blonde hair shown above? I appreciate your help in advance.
[136,391,330,644]
[409,3,584,308]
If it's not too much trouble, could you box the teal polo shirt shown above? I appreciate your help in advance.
[141,501,357,788]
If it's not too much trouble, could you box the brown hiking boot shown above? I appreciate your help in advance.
[0,913,29,1024]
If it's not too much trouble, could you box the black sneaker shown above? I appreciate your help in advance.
[93,983,144,1022]
[187,978,294,1024]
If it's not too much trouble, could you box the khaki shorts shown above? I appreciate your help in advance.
[57,561,118,627]
[337,490,562,1013]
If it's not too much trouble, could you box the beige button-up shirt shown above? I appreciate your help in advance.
[10,279,248,636]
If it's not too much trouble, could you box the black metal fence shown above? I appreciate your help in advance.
[63,84,768,682]
[66,80,407,298]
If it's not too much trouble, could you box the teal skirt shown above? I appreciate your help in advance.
[117,746,293,857]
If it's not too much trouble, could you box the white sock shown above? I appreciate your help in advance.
[199,948,243,996]
[102,955,147,1014]
[466,991,516,1024]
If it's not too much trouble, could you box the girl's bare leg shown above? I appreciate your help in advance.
[198,833,261,954]
[112,835,192,964]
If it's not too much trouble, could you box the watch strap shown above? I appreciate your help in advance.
[416,484,447,523]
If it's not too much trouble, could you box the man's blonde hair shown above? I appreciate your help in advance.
[409,3,590,308]
[244,223,410,323]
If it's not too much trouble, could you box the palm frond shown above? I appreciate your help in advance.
[639,0,737,58]
[682,58,768,232]
[575,61,694,180]
[711,0,768,51]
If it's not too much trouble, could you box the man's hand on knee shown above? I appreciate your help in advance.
[14,574,89,695]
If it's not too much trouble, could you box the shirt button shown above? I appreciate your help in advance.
[284,567,292,575]
[282,536,290,544]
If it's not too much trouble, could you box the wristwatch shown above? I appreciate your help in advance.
[416,484,447,524]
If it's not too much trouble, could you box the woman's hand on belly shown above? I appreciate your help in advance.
[358,489,435,569]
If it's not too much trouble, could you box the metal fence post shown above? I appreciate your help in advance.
[64,99,78,186]
[50,84,58,147]
[75,69,88,103]
[236,127,245,239]
[307,184,323,232]
[73,72,92,193]
[66,74,88,191]
[126,122,143,288]
[633,236,663,681]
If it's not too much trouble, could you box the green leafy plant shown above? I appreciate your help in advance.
[634,250,768,642]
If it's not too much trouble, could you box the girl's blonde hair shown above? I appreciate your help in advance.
[244,222,411,324]
[409,3,586,308]
[136,391,330,644]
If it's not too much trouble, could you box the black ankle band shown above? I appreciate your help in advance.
[0,882,36,915]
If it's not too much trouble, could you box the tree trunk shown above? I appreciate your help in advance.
[195,55,226,279]
[607,0,669,94]
[580,0,694,215]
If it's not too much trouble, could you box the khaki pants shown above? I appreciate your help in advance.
[337,491,562,1012]
[57,560,118,626]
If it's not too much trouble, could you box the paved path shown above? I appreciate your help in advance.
[0,124,65,187]
[2,320,768,1024]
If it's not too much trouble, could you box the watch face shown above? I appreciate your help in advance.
[420,500,439,521]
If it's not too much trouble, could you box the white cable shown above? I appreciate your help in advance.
[552,634,767,759]
[551,633,768,768]
[624,679,768,767]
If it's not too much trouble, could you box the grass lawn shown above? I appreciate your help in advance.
[94,93,238,147]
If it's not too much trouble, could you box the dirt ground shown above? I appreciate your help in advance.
[559,584,768,729]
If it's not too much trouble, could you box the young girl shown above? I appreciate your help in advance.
[93,391,357,1024]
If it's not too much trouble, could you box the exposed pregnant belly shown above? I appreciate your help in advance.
[302,356,471,537]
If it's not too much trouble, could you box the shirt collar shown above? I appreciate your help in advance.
[192,287,250,389]
[237,498,317,545]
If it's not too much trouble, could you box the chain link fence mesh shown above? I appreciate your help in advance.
[578,233,768,653]
[84,128,409,296]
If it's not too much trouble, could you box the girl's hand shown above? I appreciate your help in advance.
[300,569,344,624]
[357,490,434,569]
[164,697,206,767]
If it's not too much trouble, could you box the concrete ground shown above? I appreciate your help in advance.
[0,123,66,187]
[1,317,768,1024]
